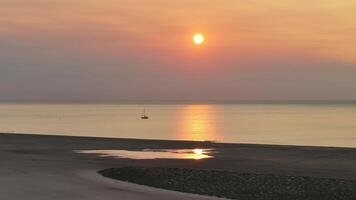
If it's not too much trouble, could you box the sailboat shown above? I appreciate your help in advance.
[141,108,149,119]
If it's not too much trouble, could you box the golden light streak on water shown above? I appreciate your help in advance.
[176,105,221,141]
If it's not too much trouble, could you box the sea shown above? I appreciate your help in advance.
[1,102,356,148]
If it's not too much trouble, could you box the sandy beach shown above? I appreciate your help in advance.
[1,133,356,199]
[3,0,356,198]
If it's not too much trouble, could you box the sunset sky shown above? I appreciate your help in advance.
[1,0,356,101]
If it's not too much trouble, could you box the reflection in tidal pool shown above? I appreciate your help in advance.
[75,148,213,160]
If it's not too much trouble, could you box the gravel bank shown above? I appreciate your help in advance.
[99,167,356,200]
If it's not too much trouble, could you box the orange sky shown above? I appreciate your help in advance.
[2,0,355,61]
[0,0,356,101]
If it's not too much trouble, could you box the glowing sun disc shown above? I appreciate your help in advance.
[193,33,204,45]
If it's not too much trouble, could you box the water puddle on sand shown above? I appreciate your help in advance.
[75,148,213,160]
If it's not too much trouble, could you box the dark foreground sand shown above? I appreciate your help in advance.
[1,133,356,200]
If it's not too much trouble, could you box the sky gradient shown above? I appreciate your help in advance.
[1,0,356,101]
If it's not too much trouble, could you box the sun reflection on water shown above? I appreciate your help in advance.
[181,148,211,160]
[176,105,221,141]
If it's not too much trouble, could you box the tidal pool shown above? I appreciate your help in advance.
[75,148,213,160]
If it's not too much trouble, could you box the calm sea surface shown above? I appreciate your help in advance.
[1,103,356,148]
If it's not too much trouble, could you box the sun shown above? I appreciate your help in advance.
[193,33,204,45]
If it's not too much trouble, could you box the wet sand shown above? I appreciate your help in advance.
[1,133,356,199]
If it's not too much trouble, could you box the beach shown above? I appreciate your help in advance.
[1,133,356,199]
[3,0,356,198]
